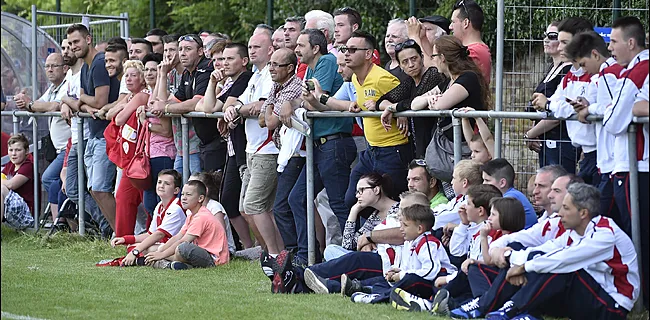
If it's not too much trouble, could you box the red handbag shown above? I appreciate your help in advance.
[125,121,151,190]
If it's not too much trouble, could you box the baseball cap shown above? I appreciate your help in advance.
[419,15,451,35]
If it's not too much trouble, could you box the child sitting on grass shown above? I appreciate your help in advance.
[459,107,494,164]
[97,169,186,267]
[144,180,229,270]
[350,204,454,304]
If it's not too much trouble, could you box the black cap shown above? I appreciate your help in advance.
[419,15,451,35]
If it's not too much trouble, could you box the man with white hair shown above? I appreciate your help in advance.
[384,19,409,77]
[305,10,337,54]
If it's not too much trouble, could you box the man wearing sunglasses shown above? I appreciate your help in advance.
[343,31,414,211]
[449,0,491,83]
[151,34,217,172]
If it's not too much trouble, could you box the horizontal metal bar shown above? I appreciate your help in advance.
[36,10,128,20]
[633,116,649,124]
[40,19,122,30]
[0,110,622,123]
[504,5,648,11]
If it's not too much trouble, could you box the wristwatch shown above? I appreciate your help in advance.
[131,249,140,257]
[365,232,374,244]
[319,93,330,105]
[27,101,34,112]
[234,104,242,115]
[504,249,512,264]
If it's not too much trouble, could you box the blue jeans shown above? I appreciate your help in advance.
[143,156,174,215]
[345,143,413,209]
[273,156,305,252]
[174,153,202,176]
[578,151,599,186]
[66,142,111,235]
[42,151,65,192]
[539,141,578,174]
[323,244,352,261]
[84,137,116,193]
[288,137,356,262]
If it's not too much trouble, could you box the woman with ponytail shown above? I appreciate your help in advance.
[411,35,491,142]
[324,172,400,261]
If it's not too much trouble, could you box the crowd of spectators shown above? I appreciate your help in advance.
[1,1,648,318]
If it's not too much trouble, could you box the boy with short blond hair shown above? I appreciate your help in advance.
[351,204,454,304]
[144,180,229,270]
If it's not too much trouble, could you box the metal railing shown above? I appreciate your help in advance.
[1,109,646,310]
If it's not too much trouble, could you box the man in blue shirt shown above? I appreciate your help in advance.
[282,29,356,266]
[64,24,120,233]
[481,158,538,228]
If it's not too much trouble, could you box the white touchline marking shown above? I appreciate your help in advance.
[1,311,49,320]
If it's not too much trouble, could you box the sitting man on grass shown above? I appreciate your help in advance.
[144,180,229,270]
[102,170,186,267]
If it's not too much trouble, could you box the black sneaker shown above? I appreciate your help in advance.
[341,273,371,297]
[304,268,329,294]
[272,250,296,294]
[170,261,191,270]
[260,248,275,281]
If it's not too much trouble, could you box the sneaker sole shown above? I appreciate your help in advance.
[304,268,329,294]
[390,289,423,312]
[340,273,349,296]
[431,289,450,315]
[272,250,291,294]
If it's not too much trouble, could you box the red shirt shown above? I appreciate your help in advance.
[2,156,34,212]
[468,42,492,85]
[1,132,9,157]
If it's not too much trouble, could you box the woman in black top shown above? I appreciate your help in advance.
[524,22,577,173]
[379,39,447,158]
[410,35,490,141]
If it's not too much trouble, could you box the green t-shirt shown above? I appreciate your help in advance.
[430,191,449,209]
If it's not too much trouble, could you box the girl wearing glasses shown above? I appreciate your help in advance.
[525,22,575,174]
[324,172,399,261]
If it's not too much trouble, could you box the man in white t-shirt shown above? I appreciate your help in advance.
[13,53,71,218]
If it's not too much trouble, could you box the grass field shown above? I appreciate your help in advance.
[1,226,648,320]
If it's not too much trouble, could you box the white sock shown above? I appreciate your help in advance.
[270,253,278,258]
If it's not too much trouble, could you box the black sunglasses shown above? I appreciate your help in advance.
[395,39,417,53]
[543,32,559,41]
[339,46,370,54]
[178,34,203,48]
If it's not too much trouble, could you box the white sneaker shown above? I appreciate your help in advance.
[351,292,380,304]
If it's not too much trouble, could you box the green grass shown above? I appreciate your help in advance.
[1,226,648,320]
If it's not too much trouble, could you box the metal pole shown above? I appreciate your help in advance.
[120,13,125,38]
[32,118,39,231]
[627,124,643,312]
[613,0,621,22]
[181,116,190,184]
[77,117,86,236]
[12,114,19,134]
[149,0,155,30]
[266,0,273,26]
[452,115,462,165]
[123,12,130,39]
[31,5,38,103]
[409,0,416,17]
[494,0,505,159]
[55,0,61,43]
[306,117,315,266]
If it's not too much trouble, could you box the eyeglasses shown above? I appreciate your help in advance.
[356,186,375,195]
[543,32,559,41]
[395,39,417,53]
[267,61,291,68]
[44,64,64,69]
[338,46,370,54]
[178,34,203,48]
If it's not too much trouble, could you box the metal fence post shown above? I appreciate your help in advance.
[452,115,462,165]
[123,12,130,39]
[306,117,315,266]
[494,0,505,159]
[31,117,39,231]
[181,116,190,184]
[77,117,85,236]
[627,124,643,312]
[31,5,38,102]
[12,113,19,134]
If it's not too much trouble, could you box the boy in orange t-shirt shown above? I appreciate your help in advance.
[144,180,229,269]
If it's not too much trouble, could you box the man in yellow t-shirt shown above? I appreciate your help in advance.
[343,31,414,209]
